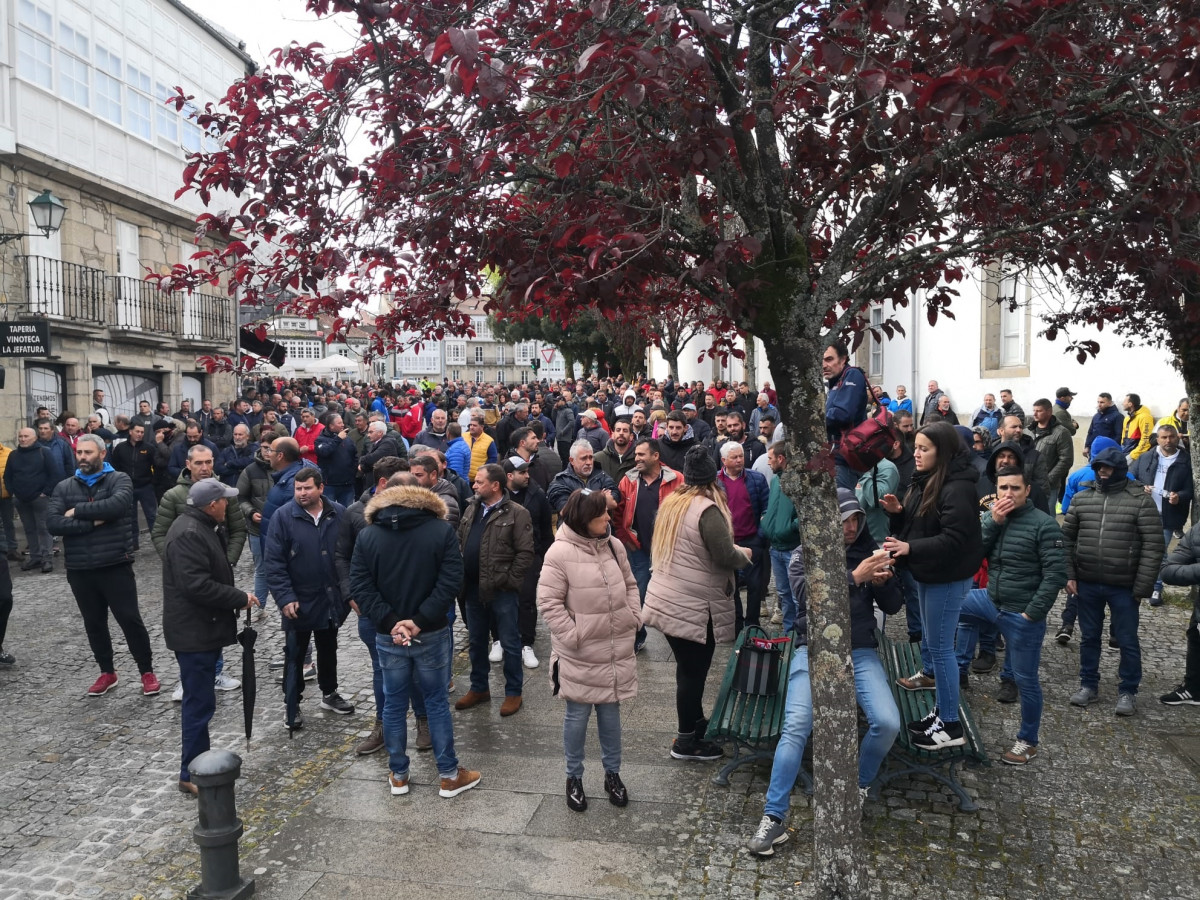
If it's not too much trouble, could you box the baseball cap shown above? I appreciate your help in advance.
[682,403,697,411]
[1055,387,1076,398]
[187,477,239,507]
[580,409,598,420]
[505,455,529,471]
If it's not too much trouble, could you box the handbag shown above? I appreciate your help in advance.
[733,634,791,696]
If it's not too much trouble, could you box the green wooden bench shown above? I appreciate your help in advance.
[875,628,990,811]
[704,626,798,787]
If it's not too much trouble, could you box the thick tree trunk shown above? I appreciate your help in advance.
[760,327,868,899]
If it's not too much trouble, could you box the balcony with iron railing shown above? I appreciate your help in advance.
[16,257,233,345]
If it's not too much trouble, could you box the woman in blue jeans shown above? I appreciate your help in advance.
[881,422,983,750]
[747,489,902,856]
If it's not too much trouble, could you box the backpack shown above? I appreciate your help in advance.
[839,405,897,474]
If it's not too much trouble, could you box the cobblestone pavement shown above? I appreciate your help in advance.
[1,545,1198,899]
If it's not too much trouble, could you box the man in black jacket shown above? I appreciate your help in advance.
[48,435,158,698]
[349,481,480,799]
[5,427,61,572]
[505,456,552,670]
[111,423,157,551]
[163,478,258,794]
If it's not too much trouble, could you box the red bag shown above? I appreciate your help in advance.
[839,406,896,473]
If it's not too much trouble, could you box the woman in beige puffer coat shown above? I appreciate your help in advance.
[537,489,640,813]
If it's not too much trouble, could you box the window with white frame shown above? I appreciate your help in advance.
[126,63,152,139]
[396,340,441,373]
[998,271,1026,367]
[181,101,203,153]
[95,46,122,124]
[868,306,884,379]
[155,82,179,143]
[281,339,323,361]
[515,341,535,364]
[450,369,460,381]
[474,345,484,364]
[495,345,505,365]
[445,341,466,365]
[57,22,90,108]
[471,316,492,341]
[278,317,317,331]
[475,370,483,383]
[17,1,53,90]
[497,370,504,383]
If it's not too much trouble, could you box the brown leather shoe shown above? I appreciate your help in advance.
[439,766,481,798]
[499,695,522,717]
[356,720,384,755]
[177,780,198,796]
[454,690,491,710]
[416,716,432,751]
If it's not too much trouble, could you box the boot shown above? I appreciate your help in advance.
[416,716,432,751]
[356,719,384,755]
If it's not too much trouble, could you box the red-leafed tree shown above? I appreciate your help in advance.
[161,0,1200,894]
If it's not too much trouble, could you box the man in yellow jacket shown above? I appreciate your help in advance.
[1121,393,1155,462]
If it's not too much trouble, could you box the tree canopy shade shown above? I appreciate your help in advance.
[164,0,1200,893]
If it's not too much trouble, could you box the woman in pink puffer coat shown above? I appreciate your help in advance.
[537,488,641,814]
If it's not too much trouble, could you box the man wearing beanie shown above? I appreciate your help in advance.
[1062,447,1164,717]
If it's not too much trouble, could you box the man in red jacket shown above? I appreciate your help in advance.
[616,438,682,651]
[392,393,425,443]
[293,408,324,465]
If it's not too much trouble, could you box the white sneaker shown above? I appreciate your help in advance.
[521,645,539,669]
[214,673,241,692]
[171,683,184,703]
[488,641,503,663]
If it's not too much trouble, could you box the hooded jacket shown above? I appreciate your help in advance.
[537,523,641,705]
[161,505,248,653]
[983,440,1052,515]
[888,451,984,583]
[349,485,462,634]
[1061,436,1130,514]
[788,498,902,650]
[1160,521,1200,626]
[1061,448,1165,597]
[237,452,273,537]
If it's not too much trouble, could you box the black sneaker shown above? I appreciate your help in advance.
[970,651,996,674]
[670,738,724,761]
[959,670,970,690]
[566,776,587,812]
[906,707,939,735]
[997,679,1018,703]
[320,692,355,715]
[0,649,13,667]
[1108,636,1120,649]
[1055,627,1072,646]
[911,717,966,751]
[1160,685,1200,706]
[994,633,1005,652]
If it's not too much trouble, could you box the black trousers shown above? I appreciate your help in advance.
[664,619,717,735]
[1185,622,1200,696]
[0,560,11,649]
[67,563,153,674]
[518,557,542,646]
[285,626,340,697]
[130,484,157,548]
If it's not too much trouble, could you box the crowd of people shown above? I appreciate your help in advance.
[0,363,1194,847]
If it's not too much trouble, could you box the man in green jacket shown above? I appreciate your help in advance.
[953,467,1067,765]
[760,443,800,631]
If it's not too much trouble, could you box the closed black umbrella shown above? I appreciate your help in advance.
[283,630,301,738]
[235,606,257,743]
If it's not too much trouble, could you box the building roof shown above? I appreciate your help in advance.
[170,0,259,73]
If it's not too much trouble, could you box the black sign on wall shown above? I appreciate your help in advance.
[0,321,50,356]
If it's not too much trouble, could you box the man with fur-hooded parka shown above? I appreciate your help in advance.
[349,485,463,635]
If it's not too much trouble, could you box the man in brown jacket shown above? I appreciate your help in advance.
[454,463,535,716]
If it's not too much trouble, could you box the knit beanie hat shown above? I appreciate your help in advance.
[683,445,718,485]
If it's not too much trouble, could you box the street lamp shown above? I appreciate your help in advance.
[0,190,67,245]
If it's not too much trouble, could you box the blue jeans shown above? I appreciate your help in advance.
[176,649,220,782]
[916,577,972,724]
[769,548,798,632]
[1155,528,1174,593]
[466,589,523,696]
[1077,581,1141,694]
[764,647,899,819]
[564,700,622,778]
[628,547,651,645]
[130,484,157,548]
[376,629,458,778]
[327,484,355,507]
[955,589,1045,744]
[357,613,385,721]
[248,534,269,604]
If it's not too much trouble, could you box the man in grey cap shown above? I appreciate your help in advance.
[162,478,259,794]
[575,409,607,452]
[682,403,712,443]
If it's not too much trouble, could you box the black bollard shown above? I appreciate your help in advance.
[187,749,255,900]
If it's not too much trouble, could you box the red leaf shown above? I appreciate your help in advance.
[553,154,574,178]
